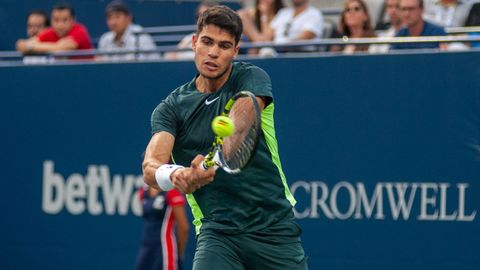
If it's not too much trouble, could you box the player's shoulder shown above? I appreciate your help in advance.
[162,78,196,104]
[233,62,270,78]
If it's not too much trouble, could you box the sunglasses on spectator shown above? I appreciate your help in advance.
[345,6,363,13]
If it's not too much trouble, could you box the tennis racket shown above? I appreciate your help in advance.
[202,91,261,174]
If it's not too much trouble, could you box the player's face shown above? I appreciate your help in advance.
[192,24,239,81]
[107,11,132,35]
[27,14,47,37]
[51,9,75,37]
[399,0,423,27]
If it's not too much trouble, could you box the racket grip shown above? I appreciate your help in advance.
[202,152,219,171]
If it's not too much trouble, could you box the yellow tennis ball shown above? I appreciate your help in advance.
[211,116,235,137]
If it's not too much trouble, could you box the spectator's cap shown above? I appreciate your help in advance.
[106,0,130,15]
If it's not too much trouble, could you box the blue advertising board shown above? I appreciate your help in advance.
[1,51,479,270]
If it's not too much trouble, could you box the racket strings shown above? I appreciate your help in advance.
[222,96,260,170]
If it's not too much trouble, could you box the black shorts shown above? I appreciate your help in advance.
[193,229,308,270]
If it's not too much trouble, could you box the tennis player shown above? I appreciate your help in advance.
[142,5,307,269]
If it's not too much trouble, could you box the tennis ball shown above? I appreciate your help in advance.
[211,116,235,137]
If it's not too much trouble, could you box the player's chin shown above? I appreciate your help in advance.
[200,69,224,80]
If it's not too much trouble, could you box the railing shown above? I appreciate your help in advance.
[2,34,480,65]
[446,26,480,34]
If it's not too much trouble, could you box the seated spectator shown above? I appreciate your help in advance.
[269,0,323,53]
[371,0,403,53]
[22,10,50,64]
[391,0,447,50]
[26,10,50,38]
[330,0,376,54]
[164,0,218,60]
[98,0,160,61]
[465,2,480,47]
[16,3,93,58]
[376,0,403,33]
[238,0,284,54]
[423,0,472,27]
[465,1,480,26]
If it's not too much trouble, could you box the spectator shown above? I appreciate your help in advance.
[371,0,403,53]
[16,3,93,57]
[464,1,480,48]
[424,0,472,27]
[330,0,376,53]
[22,10,51,64]
[376,0,403,32]
[98,0,159,61]
[26,10,50,38]
[164,0,218,60]
[269,0,323,52]
[134,186,189,270]
[465,1,480,26]
[238,0,284,54]
[391,0,447,50]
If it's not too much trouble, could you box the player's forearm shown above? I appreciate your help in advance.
[143,132,176,189]
[142,160,163,188]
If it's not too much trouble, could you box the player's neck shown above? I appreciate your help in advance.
[196,65,232,93]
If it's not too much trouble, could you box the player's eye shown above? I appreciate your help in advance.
[201,38,213,45]
[219,43,232,49]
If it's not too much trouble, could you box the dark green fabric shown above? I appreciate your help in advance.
[193,226,308,270]
[151,62,295,234]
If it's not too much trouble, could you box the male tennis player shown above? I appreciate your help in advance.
[143,5,307,269]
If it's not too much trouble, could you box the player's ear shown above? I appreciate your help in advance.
[192,34,198,51]
[233,44,239,58]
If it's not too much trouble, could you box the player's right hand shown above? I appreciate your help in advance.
[171,155,215,194]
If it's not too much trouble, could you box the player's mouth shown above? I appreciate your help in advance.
[204,61,219,71]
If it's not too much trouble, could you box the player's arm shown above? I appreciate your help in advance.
[143,131,176,189]
[256,97,266,111]
[171,204,189,260]
[142,131,215,193]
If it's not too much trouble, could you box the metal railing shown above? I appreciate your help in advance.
[2,32,480,65]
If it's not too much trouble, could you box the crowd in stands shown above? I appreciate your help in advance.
[12,0,480,62]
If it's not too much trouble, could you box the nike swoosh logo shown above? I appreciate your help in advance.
[205,97,220,105]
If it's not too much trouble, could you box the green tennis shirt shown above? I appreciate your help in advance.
[151,62,297,235]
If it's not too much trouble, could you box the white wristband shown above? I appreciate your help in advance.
[155,164,184,191]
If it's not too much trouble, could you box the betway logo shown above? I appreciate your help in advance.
[42,160,143,216]
[291,181,477,221]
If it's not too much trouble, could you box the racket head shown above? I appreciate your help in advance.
[216,91,261,173]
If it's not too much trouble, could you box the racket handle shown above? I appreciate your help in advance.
[202,152,219,171]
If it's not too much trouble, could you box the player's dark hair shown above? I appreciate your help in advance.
[26,10,50,27]
[196,5,243,45]
[53,3,75,18]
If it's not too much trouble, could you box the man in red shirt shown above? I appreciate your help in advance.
[16,3,93,55]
